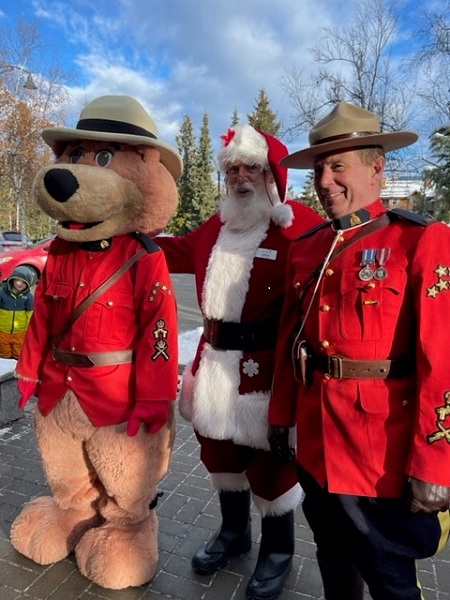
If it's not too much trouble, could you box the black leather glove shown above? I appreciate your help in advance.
[268,425,295,463]
[408,477,450,514]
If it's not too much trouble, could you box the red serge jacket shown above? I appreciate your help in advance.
[16,234,179,426]
[269,199,450,497]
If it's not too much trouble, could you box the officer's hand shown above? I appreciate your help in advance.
[268,425,295,463]
[17,379,38,409]
[127,400,171,437]
[408,477,450,513]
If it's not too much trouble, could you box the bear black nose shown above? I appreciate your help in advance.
[43,168,80,203]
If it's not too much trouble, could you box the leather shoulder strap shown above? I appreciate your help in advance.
[53,248,146,348]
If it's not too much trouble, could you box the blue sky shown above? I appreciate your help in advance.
[0,0,439,191]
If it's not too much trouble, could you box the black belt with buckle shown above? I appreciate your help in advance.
[203,318,278,351]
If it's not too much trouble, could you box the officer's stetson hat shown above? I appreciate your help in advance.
[281,102,418,169]
[42,95,183,181]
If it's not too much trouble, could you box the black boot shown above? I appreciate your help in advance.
[246,510,294,600]
[192,489,251,575]
[317,551,365,600]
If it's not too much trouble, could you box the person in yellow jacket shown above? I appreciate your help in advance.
[0,265,34,359]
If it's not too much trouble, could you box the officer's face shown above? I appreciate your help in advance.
[313,149,385,220]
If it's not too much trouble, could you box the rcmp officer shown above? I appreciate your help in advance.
[158,124,323,600]
[268,102,450,600]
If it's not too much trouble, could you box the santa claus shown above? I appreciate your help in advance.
[157,124,323,600]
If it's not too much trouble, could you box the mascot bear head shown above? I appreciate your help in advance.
[33,94,182,242]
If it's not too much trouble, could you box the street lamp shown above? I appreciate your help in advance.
[0,62,38,90]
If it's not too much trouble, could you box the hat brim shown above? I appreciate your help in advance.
[280,131,418,169]
[42,127,183,181]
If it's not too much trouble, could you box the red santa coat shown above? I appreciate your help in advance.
[16,234,178,426]
[158,201,323,449]
[269,199,450,497]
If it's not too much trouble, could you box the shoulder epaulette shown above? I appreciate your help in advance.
[387,208,434,226]
[295,220,331,241]
[132,231,160,253]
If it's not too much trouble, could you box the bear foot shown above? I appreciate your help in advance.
[11,496,102,565]
[75,510,159,589]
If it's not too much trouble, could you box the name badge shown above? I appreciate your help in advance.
[255,248,278,261]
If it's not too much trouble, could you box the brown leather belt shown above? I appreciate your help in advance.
[52,348,135,368]
[315,355,411,379]
[203,317,278,351]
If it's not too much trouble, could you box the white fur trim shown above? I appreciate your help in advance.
[218,124,269,171]
[178,363,194,421]
[272,202,294,228]
[202,222,268,319]
[190,343,297,450]
[252,484,304,517]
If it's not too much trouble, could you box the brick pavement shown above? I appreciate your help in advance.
[1,404,450,600]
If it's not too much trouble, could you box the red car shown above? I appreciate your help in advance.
[0,236,54,284]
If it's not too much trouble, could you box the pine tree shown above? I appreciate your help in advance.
[230,107,239,127]
[299,171,327,218]
[192,111,217,225]
[247,89,281,135]
[429,125,450,221]
[167,115,198,234]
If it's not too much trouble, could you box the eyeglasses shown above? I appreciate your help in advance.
[226,163,264,180]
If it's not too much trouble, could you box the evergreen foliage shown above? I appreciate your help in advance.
[247,89,281,136]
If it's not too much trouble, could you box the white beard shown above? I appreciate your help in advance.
[220,181,273,231]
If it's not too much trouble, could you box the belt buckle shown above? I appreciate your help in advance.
[327,355,343,379]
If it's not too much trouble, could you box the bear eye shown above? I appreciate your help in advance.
[95,150,113,167]
[69,148,85,164]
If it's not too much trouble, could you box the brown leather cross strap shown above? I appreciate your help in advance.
[52,248,146,348]
[314,355,412,379]
[52,348,135,367]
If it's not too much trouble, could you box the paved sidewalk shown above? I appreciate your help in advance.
[1,405,450,600]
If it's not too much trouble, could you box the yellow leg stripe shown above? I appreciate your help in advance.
[437,509,450,554]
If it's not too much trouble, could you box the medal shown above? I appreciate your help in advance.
[374,248,391,280]
[359,248,376,281]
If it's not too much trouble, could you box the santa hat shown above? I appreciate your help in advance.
[218,124,293,226]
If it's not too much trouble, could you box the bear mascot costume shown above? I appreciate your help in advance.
[10,95,182,590]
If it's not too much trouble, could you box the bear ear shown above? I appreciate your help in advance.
[130,157,179,236]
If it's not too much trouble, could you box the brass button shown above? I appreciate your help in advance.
[66,376,72,382]
[321,340,330,349]
[337,235,345,243]
[366,282,376,289]
[107,301,114,306]
[79,282,85,287]
[294,282,301,289]
[325,268,334,277]
[70,346,76,352]
[320,304,330,312]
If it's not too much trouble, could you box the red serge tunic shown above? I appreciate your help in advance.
[16,234,179,426]
[269,199,450,497]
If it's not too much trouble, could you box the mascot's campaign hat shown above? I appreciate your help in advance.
[218,124,288,203]
[281,101,418,169]
[42,95,183,181]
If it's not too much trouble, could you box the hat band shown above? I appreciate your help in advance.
[313,131,379,146]
[76,118,158,140]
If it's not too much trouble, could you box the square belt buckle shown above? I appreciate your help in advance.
[327,355,343,379]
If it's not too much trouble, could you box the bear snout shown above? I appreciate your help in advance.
[44,168,80,203]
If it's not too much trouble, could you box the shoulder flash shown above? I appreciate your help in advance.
[296,220,331,240]
[132,232,160,253]
[388,208,434,226]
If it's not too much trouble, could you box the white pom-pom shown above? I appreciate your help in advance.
[272,203,293,227]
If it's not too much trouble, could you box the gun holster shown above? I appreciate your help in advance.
[292,339,313,385]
